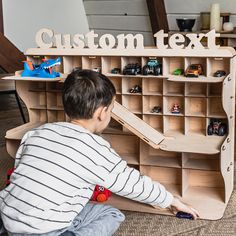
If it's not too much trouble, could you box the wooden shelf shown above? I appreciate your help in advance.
[168,75,226,83]
[4,46,235,220]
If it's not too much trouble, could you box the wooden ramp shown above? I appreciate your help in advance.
[112,101,164,149]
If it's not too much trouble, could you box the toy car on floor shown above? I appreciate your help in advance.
[123,63,141,75]
[213,70,226,77]
[129,85,142,93]
[176,211,193,220]
[22,57,61,78]
[207,119,227,136]
[143,59,162,75]
[151,106,162,113]
[185,64,203,77]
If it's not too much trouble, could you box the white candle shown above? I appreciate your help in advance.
[210,3,221,32]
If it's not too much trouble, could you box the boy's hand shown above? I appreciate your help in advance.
[170,197,200,220]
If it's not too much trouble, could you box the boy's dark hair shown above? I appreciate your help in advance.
[62,69,116,119]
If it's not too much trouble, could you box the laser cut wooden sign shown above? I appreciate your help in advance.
[35,28,220,51]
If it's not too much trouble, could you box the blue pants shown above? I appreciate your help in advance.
[0,203,125,236]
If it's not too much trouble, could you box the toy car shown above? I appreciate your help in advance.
[111,68,121,74]
[176,211,193,220]
[213,70,226,77]
[151,106,162,113]
[173,68,184,75]
[123,63,141,75]
[143,59,162,75]
[129,85,142,93]
[185,64,203,77]
[207,119,227,136]
[171,104,180,114]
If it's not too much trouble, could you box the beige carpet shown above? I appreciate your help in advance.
[0,94,236,235]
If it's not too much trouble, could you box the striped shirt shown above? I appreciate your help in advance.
[0,122,173,234]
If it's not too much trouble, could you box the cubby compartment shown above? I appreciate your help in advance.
[47,92,64,110]
[122,95,142,114]
[143,114,163,132]
[163,80,184,96]
[28,81,46,92]
[142,77,163,95]
[182,169,224,201]
[122,77,142,94]
[182,153,220,171]
[140,142,181,168]
[102,56,121,74]
[46,82,64,92]
[82,56,101,71]
[140,166,182,196]
[207,57,230,76]
[185,97,206,117]
[185,83,207,97]
[143,95,163,114]
[185,117,206,135]
[28,91,46,109]
[163,57,184,75]
[101,134,139,165]
[207,97,226,117]
[108,76,122,94]
[63,56,82,73]
[163,96,184,116]
[207,83,222,97]
[28,109,47,122]
[185,57,207,76]
[163,116,185,134]
[47,110,66,122]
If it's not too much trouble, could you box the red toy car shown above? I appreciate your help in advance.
[91,185,112,202]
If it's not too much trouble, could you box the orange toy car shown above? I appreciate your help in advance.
[185,64,203,77]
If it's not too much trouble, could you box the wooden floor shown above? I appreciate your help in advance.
[0,93,236,235]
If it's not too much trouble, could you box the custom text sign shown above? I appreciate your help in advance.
[36,28,220,50]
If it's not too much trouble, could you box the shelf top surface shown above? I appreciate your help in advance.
[25,47,236,58]
[160,132,225,154]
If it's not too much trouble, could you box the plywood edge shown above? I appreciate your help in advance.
[5,122,45,140]
[112,101,164,148]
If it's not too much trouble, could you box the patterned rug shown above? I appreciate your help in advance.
[0,94,236,235]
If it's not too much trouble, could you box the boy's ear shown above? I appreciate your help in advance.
[94,106,107,121]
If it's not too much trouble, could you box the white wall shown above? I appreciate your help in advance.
[84,0,154,46]
[3,0,89,52]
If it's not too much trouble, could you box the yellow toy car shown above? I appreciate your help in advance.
[185,64,203,77]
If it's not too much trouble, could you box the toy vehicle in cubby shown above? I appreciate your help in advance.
[173,68,184,75]
[207,119,227,136]
[143,59,162,75]
[171,104,181,114]
[151,106,162,113]
[185,64,203,77]
[213,70,226,77]
[129,85,142,93]
[123,63,141,75]
[111,68,121,74]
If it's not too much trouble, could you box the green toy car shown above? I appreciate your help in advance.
[173,68,184,75]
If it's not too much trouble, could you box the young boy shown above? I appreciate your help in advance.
[0,70,199,236]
